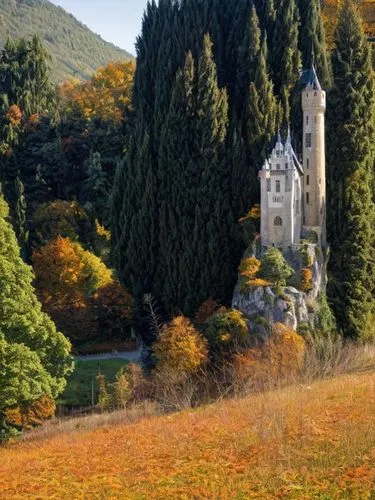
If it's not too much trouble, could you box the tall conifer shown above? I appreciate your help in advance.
[327,0,375,340]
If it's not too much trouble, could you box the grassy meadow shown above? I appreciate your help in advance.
[1,368,374,499]
[60,359,129,407]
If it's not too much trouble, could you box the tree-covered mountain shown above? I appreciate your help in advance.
[0,0,133,82]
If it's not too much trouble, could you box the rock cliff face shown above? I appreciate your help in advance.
[232,285,310,333]
[232,244,328,333]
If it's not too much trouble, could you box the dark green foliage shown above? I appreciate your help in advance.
[327,0,375,340]
[0,0,133,83]
[296,0,332,89]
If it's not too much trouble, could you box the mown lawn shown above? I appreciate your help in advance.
[60,359,129,407]
[1,370,374,499]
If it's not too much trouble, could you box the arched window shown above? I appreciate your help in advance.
[274,216,282,226]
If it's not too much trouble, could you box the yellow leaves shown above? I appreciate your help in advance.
[239,256,271,291]
[154,316,208,377]
[95,219,111,241]
[32,236,112,308]
[59,60,135,121]
[239,204,261,223]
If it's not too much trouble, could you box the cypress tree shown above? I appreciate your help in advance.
[271,0,301,123]
[247,36,278,171]
[297,0,331,89]
[327,0,375,340]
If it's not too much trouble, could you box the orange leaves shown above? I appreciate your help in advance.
[59,60,135,122]
[154,316,208,377]
[233,323,306,388]
[239,256,271,291]
[6,104,22,126]
[5,395,56,429]
[299,267,314,293]
[32,236,112,308]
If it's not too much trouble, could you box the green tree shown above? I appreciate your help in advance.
[326,0,375,340]
[0,195,72,438]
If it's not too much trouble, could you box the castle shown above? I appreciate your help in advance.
[259,66,326,249]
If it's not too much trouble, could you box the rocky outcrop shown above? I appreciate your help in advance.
[232,285,310,332]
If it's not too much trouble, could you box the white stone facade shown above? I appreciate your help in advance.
[259,66,326,249]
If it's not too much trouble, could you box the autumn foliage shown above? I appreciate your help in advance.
[194,298,222,325]
[33,236,112,308]
[233,323,306,389]
[4,395,56,430]
[154,316,208,378]
[59,61,135,121]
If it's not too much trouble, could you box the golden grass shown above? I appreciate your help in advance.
[1,369,374,499]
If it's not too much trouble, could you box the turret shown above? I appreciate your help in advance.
[301,65,326,247]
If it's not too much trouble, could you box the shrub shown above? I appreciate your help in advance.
[97,368,133,411]
[4,395,56,430]
[233,323,306,390]
[299,267,314,293]
[204,309,249,357]
[259,248,294,287]
[154,316,208,379]
[194,298,221,325]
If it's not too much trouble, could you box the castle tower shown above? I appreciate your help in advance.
[259,131,303,249]
[301,65,326,247]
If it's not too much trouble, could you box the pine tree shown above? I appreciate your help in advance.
[327,0,375,340]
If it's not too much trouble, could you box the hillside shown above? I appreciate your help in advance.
[0,0,133,82]
[1,370,374,498]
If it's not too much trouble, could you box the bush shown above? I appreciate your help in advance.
[194,298,221,325]
[97,367,134,411]
[154,316,208,379]
[259,248,294,287]
[299,267,314,293]
[233,323,306,390]
[203,309,249,357]
[4,395,56,430]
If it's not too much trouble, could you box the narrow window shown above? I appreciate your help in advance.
[305,133,312,148]
[276,180,281,193]
[306,115,309,125]
[285,162,288,169]
[306,175,310,186]
[266,178,271,192]
[274,216,282,226]
[276,163,281,170]
[306,192,310,204]
[315,116,317,124]
[306,158,309,169]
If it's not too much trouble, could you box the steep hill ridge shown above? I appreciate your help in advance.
[0,0,133,82]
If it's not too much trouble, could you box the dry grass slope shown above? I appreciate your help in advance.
[0,368,374,499]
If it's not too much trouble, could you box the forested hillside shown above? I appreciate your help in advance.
[0,0,133,82]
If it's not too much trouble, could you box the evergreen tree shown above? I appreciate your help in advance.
[271,0,301,124]
[297,0,331,89]
[82,151,109,224]
[0,195,72,437]
[247,36,278,172]
[326,0,375,340]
